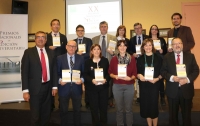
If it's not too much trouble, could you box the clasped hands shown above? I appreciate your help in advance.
[60,79,82,86]
[138,74,159,84]
[92,79,106,85]
[173,76,188,85]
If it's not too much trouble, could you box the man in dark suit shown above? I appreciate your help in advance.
[74,24,92,109]
[161,38,199,126]
[128,22,149,104]
[167,13,195,53]
[45,19,68,110]
[21,31,58,126]
[57,40,84,126]
[45,19,68,57]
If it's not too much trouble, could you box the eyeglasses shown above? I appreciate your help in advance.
[172,43,182,46]
[151,28,158,31]
[67,45,77,49]
[134,27,142,30]
[76,30,84,32]
[35,36,46,39]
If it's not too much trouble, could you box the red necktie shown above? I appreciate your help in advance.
[176,54,180,64]
[40,49,47,82]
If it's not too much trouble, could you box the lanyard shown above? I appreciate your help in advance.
[144,54,154,67]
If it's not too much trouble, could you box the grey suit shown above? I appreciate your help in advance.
[92,34,117,62]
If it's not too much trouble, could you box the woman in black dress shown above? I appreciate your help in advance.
[149,25,167,106]
[137,38,162,126]
[83,44,110,126]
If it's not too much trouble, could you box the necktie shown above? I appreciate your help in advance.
[70,56,74,69]
[138,36,141,45]
[40,49,47,82]
[78,39,82,44]
[102,36,106,57]
[176,54,180,64]
[54,34,57,37]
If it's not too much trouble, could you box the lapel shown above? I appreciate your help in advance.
[63,53,69,69]
[182,52,188,73]
[177,25,183,37]
[33,46,42,68]
[45,47,52,68]
[48,32,53,44]
[73,54,79,69]
[170,52,177,75]
[82,37,86,44]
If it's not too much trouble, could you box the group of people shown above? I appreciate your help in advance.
[21,12,199,126]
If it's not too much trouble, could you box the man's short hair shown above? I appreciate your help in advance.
[76,24,85,31]
[50,19,60,26]
[99,21,108,27]
[171,13,182,19]
[134,22,142,28]
[35,31,47,39]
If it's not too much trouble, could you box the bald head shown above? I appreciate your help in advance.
[66,40,77,55]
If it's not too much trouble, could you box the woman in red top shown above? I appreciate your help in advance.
[108,40,137,126]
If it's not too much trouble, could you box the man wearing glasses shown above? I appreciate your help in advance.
[161,38,199,126]
[57,40,84,126]
[21,31,58,125]
[128,22,149,104]
[74,25,92,109]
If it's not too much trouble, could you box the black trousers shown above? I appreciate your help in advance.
[89,86,108,126]
[59,87,82,126]
[159,78,165,98]
[29,82,51,126]
[167,88,192,126]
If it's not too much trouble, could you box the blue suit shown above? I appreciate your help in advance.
[57,53,84,126]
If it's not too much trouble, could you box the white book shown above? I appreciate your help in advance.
[62,70,71,82]
[108,40,116,51]
[153,40,161,50]
[168,38,173,49]
[118,64,127,77]
[72,70,81,82]
[176,64,187,78]
[144,67,154,80]
[95,68,104,81]
[136,45,141,54]
[78,44,86,53]
[53,37,61,46]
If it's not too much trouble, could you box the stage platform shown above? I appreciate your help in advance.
[0,90,200,126]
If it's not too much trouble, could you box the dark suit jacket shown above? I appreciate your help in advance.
[21,46,57,95]
[83,57,110,90]
[128,34,149,55]
[167,25,195,52]
[45,32,68,57]
[74,37,92,60]
[57,53,84,97]
[161,52,199,99]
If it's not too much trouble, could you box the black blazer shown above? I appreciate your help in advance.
[83,57,110,90]
[21,46,57,95]
[128,34,149,55]
[45,32,68,57]
[74,37,93,60]
[161,52,199,99]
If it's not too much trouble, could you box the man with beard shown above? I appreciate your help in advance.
[167,13,195,53]
[161,38,199,126]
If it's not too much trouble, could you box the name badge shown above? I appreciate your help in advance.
[144,67,154,80]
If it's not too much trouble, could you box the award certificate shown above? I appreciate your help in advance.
[118,64,127,77]
[176,64,187,78]
[72,70,81,82]
[136,45,141,54]
[153,40,161,50]
[78,44,86,53]
[108,40,116,51]
[53,37,60,46]
[168,38,173,49]
[62,70,71,82]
